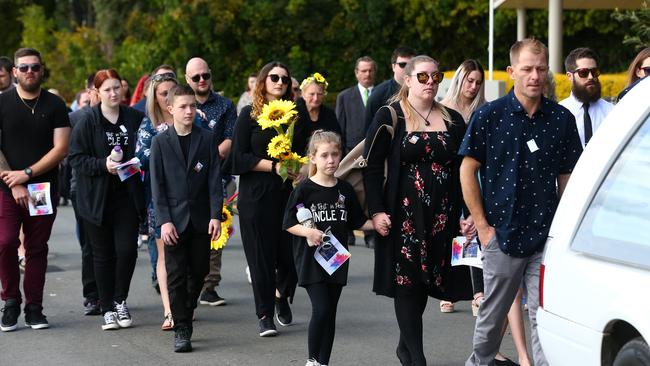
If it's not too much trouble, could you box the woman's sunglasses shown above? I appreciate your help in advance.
[190,73,211,83]
[268,74,290,85]
[411,71,444,85]
[641,66,650,77]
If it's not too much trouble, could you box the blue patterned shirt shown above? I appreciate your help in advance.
[197,91,237,144]
[459,90,583,257]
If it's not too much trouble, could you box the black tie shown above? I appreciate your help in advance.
[583,103,593,144]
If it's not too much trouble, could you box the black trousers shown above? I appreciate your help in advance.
[470,267,484,295]
[70,193,97,301]
[164,225,210,328]
[394,289,429,366]
[238,185,297,319]
[84,194,139,313]
[305,283,343,365]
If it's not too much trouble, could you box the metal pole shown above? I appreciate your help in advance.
[489,0,494,80]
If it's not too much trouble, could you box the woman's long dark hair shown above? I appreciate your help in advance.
[250,61,293,119]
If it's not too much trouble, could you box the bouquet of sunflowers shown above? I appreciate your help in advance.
[258,99,308,182]
[210,192,238,250]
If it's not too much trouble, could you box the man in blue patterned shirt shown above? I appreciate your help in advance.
[459,39,582,366]
[185,57,237,307]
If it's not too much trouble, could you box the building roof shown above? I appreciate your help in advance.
[496,0,645,9]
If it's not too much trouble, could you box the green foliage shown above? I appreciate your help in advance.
[1,0,641,105]
[613,2,650,51]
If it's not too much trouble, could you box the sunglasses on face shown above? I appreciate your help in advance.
[268,74,290,85]
[152,72,177,82]
[411,71,444,84]
[190,72,211,83]
[394,62,408,69]
[572,67,600,79]
[641,66,650,77]
[17,63,42,73]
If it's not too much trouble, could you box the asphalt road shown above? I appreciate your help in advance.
[0,206,522,366]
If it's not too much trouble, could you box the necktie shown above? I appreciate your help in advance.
[362,88,369,107]
[583,103,593,145]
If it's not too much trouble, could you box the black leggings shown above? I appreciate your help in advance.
[305,283,343,365]
[394,290,429,366]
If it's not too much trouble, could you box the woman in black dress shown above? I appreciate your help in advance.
[363,55,473,366]
[293,73,341,156]
[229,61,302,337]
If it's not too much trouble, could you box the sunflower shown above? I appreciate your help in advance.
[289,152,309,165]
[211,206,234,250]
[313,72,325,83]
[257,99,298,130]
[267,134,292,159]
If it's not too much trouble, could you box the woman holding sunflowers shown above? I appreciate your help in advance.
[229,61,307,337]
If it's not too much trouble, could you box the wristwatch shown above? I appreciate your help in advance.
[270,161,277,175]
[24,167,33,178]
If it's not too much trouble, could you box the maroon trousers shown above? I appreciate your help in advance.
[0,189,57,306]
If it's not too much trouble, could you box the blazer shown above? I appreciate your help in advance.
[336,85,368,153]
[150,124,223,234]
[68,104,145,225]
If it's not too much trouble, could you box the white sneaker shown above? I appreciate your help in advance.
[114,301,132,328]
[102,311,119,330]
[305,359,320,366]
[245,266,252,284]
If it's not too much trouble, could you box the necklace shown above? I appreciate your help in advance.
[18,92,40,115]
[408,100,434,126]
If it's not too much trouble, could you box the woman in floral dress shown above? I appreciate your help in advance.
[363,55,473,366]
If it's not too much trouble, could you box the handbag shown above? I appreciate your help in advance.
[335,105,398,214]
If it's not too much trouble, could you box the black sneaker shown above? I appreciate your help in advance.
[199,289,226,306]
[24,304,49,330]
[259,316,278,337]
[275,297,292,326]
[114,301,132,328]
[494,357,519,366]
[83,299,101,316]
[1,299,20,332]
[174,325,192,353]
[102,311,119,330]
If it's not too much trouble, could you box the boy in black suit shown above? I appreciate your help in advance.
[150,84,222,352]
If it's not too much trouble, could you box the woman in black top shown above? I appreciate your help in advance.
[293,73,341,156]
[229,61,303,337]
[68,69,145,331]
[363,56,473,366]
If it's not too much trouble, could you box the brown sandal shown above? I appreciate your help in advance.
[161,313,173,331]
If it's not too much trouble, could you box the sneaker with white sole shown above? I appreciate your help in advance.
[199,289,226,306]
[24,304,49,329]
[305,359,321,366]
[1,299,20,332]
[102,311,119,330]
[114,301,132,328]
[259,316,278,337]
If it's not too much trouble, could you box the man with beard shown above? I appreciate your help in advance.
[0,57,15,93]
[185,57,237,307]
[0,48,70,331]
[560,48,613,147]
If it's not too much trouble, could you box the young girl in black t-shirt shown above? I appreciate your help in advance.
[283,130,374,366]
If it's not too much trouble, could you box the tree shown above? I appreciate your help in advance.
[613,2,650,51]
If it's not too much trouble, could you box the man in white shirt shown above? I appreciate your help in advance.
[559,48,613,147]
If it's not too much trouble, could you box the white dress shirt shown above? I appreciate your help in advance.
[357,83,374,99]
[559,93,614,147]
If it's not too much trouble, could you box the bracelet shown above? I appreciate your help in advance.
[270,161,277,175]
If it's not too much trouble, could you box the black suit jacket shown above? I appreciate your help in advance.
[364,78,400,131]
[336,84,368,153]
[150,124,223,234]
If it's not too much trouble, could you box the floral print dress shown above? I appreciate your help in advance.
[394,130,456,294]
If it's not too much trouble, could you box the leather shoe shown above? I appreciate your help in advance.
[494,357,519,366]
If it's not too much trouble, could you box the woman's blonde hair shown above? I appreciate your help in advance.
[389,55,452,129]
[145,76,178,128]
[440,59,486,117]
[307,130,342,177]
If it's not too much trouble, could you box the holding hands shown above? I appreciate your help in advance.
[372,212,391,237]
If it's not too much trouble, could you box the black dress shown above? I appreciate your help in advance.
[363,103,473,301]
[229,105,302,319]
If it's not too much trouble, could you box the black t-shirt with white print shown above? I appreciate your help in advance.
[283,178,367,286]
[101,112,129,194]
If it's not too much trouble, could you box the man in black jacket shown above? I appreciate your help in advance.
[150,84,222,352]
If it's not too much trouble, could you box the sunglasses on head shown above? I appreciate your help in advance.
[17,63,42,73]
[152,72,177,83]
[411,71,444,85]
[268,74,290,84]
[572,67,600,79]
[190,72,211,83]
[394,62,408,69]
[641,66,650,77]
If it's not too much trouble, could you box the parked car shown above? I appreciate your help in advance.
[538,77,650,366]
